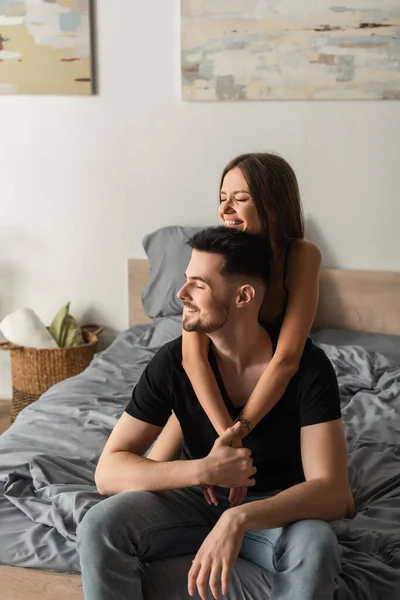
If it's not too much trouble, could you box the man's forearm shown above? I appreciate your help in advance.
[95,451,204,495]
[231,480,348,532]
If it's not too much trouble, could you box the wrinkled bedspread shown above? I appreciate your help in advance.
[0,321,399,599]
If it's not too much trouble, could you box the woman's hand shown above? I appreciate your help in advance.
[201,481,248,508]
[201,484,219,506]
[229,433,248,506]
[228,484,248,507]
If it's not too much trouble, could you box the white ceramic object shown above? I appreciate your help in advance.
[0,308,59,349]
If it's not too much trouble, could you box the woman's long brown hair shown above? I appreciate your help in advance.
[220,153,305,250]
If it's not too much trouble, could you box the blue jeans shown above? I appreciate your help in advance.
[77,486,342,600]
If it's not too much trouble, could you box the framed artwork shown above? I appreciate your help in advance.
[181,1,400,100]
[0,0,94,95]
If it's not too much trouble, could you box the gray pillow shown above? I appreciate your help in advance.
[142,226,203,318]
[311,328,400,365]
[150,316,183,348]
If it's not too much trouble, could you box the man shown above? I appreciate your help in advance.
[78,227,350,600]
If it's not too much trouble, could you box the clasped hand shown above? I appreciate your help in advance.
[190,422,255,599]
[201,421,254,508]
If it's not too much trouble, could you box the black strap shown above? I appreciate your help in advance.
[282,240,294,296]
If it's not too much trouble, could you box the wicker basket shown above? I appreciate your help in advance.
[0,325,103,422]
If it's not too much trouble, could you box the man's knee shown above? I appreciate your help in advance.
[278,520,341,569]
[77,491,149,558]
[78,496,117,556]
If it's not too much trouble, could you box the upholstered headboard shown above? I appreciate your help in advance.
[128,259,400,335]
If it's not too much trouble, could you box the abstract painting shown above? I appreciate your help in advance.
[0,0,93,95]
[181,1,400,100]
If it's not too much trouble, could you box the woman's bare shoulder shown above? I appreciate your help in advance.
[289,239,322,266]
[284,239,322,293]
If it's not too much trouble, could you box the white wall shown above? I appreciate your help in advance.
[1,1,399,398]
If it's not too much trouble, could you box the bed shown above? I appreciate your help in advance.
[1,225,400,600]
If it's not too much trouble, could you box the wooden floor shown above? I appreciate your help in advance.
[2,566,84,600]
[0,400,84,600]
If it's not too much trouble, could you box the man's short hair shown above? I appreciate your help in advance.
[188,226,272,286]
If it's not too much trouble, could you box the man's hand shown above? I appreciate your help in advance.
[188,510,245,600]
[202,431,249,507]
[202,422,257,489]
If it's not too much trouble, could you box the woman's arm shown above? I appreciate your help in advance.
[147,330,235,463]
[182,330,234,436]
[236,240,322,438]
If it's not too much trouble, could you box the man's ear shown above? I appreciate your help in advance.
[236,284,256,307]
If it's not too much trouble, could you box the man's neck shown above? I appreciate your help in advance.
[207,317,272,374]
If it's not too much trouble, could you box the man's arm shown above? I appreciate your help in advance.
[96,343,202,494]
[147,413,184,461]
[226,419,349,531]
[95,415,256,496]
[95,412,203,495]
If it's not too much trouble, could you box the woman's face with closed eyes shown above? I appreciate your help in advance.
[218,167,262,235]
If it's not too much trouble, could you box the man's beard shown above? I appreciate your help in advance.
[182,304,230,334]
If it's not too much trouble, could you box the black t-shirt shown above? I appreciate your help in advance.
[125,336,341,494]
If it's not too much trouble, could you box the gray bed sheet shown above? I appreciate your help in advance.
[0,317,399,599]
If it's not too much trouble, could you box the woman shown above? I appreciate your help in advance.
[148,152,354,515]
